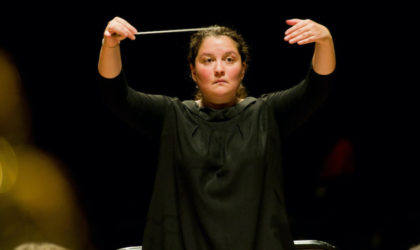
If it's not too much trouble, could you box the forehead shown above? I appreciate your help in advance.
[198,35,239,55]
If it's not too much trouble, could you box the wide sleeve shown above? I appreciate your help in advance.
[261,64,335,137]
[98,70,173,138]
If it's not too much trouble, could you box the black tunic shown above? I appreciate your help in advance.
[99,65,334,250]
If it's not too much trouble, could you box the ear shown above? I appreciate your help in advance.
[240,63,247,80]
[190,64,197,82]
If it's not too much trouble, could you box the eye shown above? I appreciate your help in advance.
[201,57,213,64]
[224,55,237,63]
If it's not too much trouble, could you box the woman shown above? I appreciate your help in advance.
[98,17,335,250]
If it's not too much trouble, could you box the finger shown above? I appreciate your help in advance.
[285,18,301,27]
[110,28,130,40]
[113,17,138,37]
[107,22,133,40]
[112,20,136,40]
[284,26,311,42]
[288,32,313,44]
[296,36,316,45]
[285,19,307,35]
[106,24,122,37]
[104,29,112,38]
[119,25,136,40]
[114,17,138,34]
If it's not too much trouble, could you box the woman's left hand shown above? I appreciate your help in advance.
[284,19,332,45]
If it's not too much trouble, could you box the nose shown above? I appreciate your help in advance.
[214,60,225,77]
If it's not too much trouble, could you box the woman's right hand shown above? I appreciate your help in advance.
[99,17,137,78]
[102,17,138,48]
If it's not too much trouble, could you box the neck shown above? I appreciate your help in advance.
[197,97,243,109]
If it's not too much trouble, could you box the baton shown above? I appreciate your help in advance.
[134,27,213,35]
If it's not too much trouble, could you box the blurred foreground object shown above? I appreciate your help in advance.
[410,244,420,250]
[0,49,30,145]
[0,48,91,249]
[14,242,68,250]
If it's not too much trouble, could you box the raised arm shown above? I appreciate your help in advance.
[261,19,336,137]
[284,18,336,75]
[98,17,138,79]
[97,17,172,138]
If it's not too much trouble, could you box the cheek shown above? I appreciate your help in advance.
[195,67,213,82]
[229,67,244,81]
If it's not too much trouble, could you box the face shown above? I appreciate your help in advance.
[190,35,246,106]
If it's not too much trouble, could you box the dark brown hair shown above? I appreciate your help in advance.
[188,25,250,100]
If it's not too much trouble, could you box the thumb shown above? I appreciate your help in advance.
[104,30,112,38]
[286,18,302,26]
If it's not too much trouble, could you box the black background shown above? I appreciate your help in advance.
[1,2,417,250]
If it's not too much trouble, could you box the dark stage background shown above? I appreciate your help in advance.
[1,2,417,250]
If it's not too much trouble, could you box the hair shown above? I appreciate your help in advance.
[187,25,250,100]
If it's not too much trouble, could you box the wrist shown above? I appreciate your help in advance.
[315,35,333,46]
[316,27,333,45]
[102,38,120,48]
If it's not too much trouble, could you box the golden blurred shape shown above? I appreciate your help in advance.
[0,137,18,193]
[0,49,30,144]
[14,242,68,250]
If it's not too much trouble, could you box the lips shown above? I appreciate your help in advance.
[213,79,227,84]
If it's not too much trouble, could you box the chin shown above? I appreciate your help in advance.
[212,87,235,96]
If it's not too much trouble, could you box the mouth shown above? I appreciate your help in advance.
[213,79,228,84]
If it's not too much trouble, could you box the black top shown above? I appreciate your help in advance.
[99,65,334,250]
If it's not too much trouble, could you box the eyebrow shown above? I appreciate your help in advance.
[198,51,239,57]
